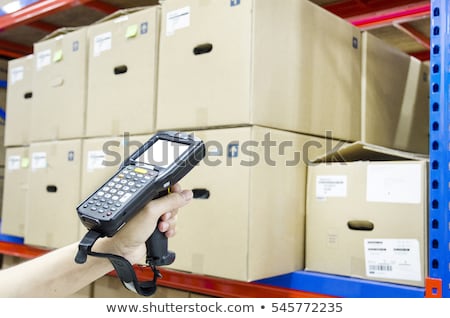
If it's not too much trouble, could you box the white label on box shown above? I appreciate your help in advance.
[87,151,106,172]
[7,155,21,171]
[364,239,421,282]
[166,6,190,36]
[316,175,347,199]
[10,66,24,85]
[93,32,112,57]
[366,164,422,204]
[31,152,47,170]
[36,49,51,70]
[113,15,129,24]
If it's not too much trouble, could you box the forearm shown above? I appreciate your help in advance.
[0,240,114,298]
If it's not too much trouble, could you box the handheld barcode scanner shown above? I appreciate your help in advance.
[74,131,205,296]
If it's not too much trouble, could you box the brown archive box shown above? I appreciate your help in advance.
[361,32,429,154]
[1,147,30,237]
[156,0,362,141]
[30,27,89,142]
[4,55,34,147]
[166,126,345,282]
[25,139,82,248]
[85,6,159,137]
[305,142,428,287]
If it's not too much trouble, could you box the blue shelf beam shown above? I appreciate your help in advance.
[258,271,425,298]
[429,0,450,298]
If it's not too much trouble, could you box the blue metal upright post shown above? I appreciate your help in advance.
[429,0,450,298]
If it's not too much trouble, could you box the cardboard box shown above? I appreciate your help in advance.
[305,142,428,287]
[361,32,429,154]
[1,147,29,237]
[85,6,159,137]
[4,55,34,147]
[92,275,189,298]
[156,0,362,140]
[25,139,82,248]
[30,27,88,142]
[167,126,343,281]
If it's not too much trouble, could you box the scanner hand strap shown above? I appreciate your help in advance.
[75,230,159,297]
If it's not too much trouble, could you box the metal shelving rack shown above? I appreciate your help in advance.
[428,0,449,298]
[0,0,446,298]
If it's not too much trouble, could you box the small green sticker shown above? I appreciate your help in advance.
[53,50,63,62]
[126,24,138,38]
[21,157,29,168]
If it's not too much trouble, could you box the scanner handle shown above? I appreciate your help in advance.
[145,189,176,267]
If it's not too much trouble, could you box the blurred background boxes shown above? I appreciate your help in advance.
[25,139,82,248]
[30,28,88,142]
[4,55,33,147]
[361,32,429,154]
[1,147,29,237]
[85,6,159,138]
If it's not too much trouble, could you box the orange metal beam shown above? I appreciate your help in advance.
[0,241,330,298]
[408,49,430,61]
[29,20,60,32]
[350,2,430,30]
[324,0,428,19]
[394,22,430,49]
[425,277,442,298]
[83,0,118,14]
[0,0,97,31]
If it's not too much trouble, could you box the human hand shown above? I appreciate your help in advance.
[97,183,193,264]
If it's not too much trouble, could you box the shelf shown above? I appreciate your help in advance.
[429,0,450,298]
[0,240,434,298]
[0,240,327,298]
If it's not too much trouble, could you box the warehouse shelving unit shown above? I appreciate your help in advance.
[428,0,449,299]
[0,0,446,298]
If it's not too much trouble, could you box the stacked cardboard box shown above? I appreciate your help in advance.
[0,0,429,288]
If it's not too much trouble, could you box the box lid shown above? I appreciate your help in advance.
[91,6,154,25]
[38,27,80,42]
[315,141,429,163]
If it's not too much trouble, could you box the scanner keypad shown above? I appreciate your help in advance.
[82,166,157,217]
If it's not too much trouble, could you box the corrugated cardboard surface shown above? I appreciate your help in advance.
[1,147,29,237]
[30,28,88,142]
[305,142,428,287]
[4,55,34,147]
[25,139,82,248]
[157,0,361,139]
[85,6,159,138]
[167,125,343,281]
[362,32,429,154]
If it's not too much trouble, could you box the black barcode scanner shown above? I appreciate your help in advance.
[75,131,205,296]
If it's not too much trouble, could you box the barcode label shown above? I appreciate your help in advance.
[364,239,422,282]
[368,264,393,272]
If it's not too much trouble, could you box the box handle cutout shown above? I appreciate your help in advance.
[46,185,58,193]
[24,92,33,99]
[114,65,128,75]
[193,43,213,55]
[192,188,210,199]
[347,220,374,231]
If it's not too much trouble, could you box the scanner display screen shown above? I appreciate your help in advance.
[136,139,190,168]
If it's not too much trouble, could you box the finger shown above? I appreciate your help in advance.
[158,213,178,232]
[148,190,193,220]
[171,183,182,193]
